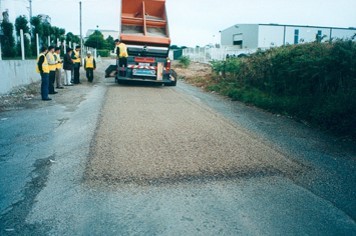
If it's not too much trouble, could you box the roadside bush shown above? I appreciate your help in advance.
[97,49,110,57]
[178,56,191,68]
[208,40,356,138]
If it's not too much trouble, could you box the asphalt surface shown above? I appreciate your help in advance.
[0,60,355,235]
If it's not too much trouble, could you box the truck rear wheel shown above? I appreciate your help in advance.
[166,80,177,86]
[166,69,177,86]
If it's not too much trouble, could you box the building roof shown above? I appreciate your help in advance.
[222,23,356,32]
[259,23,356,30]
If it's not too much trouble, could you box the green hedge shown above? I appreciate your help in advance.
[97,49,110,57]
[178,56,191,68]
[210,40,356,138]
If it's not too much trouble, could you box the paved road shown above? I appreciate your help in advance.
[0,61,355,235]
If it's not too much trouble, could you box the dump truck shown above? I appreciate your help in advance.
[106,0,176,86]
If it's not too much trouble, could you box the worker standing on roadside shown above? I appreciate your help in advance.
[115,39,128,76]
[54,47,64,89]
[63,48,74,86]
[84,51,96,83]
[46,46,58,94]
[71,45,81,84]
[36,46,51,101]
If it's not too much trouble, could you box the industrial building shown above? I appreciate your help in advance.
[220,24,356,49]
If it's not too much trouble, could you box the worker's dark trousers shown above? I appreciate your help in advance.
[119,57,127,76]
[86,68,94,82]
[73,63,80,84]
[40,72,49,100]
[48,70,56,94]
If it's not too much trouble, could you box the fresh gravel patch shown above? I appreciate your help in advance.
[85,85,306,186]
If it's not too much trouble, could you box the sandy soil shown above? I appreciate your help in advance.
[173,61,213,88]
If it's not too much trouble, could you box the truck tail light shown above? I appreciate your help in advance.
[165,59,171,72]
[135,57,155,63]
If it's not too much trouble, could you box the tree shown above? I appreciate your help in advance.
[1,11,16,57]
[58,28,66,44]
[170,45,180,50]
[42,22,52,45]
[15,15,31,57]
[105,35,115,50]
[30,15,68,55]
[30,16,43,36]
[50,26,65,44]
[51,26,59,40]
[15,15,30,34]
[30,16,43,55]
[66,32,80,47]
[84,30,106,49]
[66,32,74,43]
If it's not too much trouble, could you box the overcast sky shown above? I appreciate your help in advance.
[1,0,356,47]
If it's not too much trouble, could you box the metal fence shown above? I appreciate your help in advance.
[182,46,257,63]
[0,31,90,61]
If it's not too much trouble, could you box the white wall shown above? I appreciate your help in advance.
[332,28,356,40]
[285,26,329,44]
[183,46,256,63]
[222,24,356,49]
[258,25,285,48]
[0,60,40,95]
[221,24,259,48]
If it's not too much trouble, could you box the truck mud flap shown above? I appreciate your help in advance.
[105,65,117,78]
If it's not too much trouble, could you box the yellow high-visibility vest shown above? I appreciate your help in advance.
[54,53,62,69]
[117,43,128,58]
[46,52,57,71]
[36,53,49,73]
[73,50,81,63]
[85,56,94,68]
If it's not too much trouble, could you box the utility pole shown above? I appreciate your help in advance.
[79,1,83,62]
[0,0,2,21]
[79,1,82,43]
[29,0,32,20]
[0,0,2,60]
[28,0,33,37]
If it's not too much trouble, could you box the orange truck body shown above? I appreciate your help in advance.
[120,0,171,47]
[105,0,176,86]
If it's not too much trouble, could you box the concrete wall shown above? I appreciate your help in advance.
[0,60,40,95]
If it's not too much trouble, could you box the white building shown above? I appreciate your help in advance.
[220,24,356,49]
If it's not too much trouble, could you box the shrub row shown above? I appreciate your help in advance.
[97,50,110,57]
[209,40,356,138]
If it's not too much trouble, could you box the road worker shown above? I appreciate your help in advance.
[63,48,74,86]
[115,39,128,76]
[36,46,51,101]
[71,45,81,84]
[54,47,64,89]
[46,46,58,94]
[84,51,96,83]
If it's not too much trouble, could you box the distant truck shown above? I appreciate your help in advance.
[106,0,176,86]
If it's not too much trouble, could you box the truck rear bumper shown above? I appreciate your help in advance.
[116,75,176,86]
